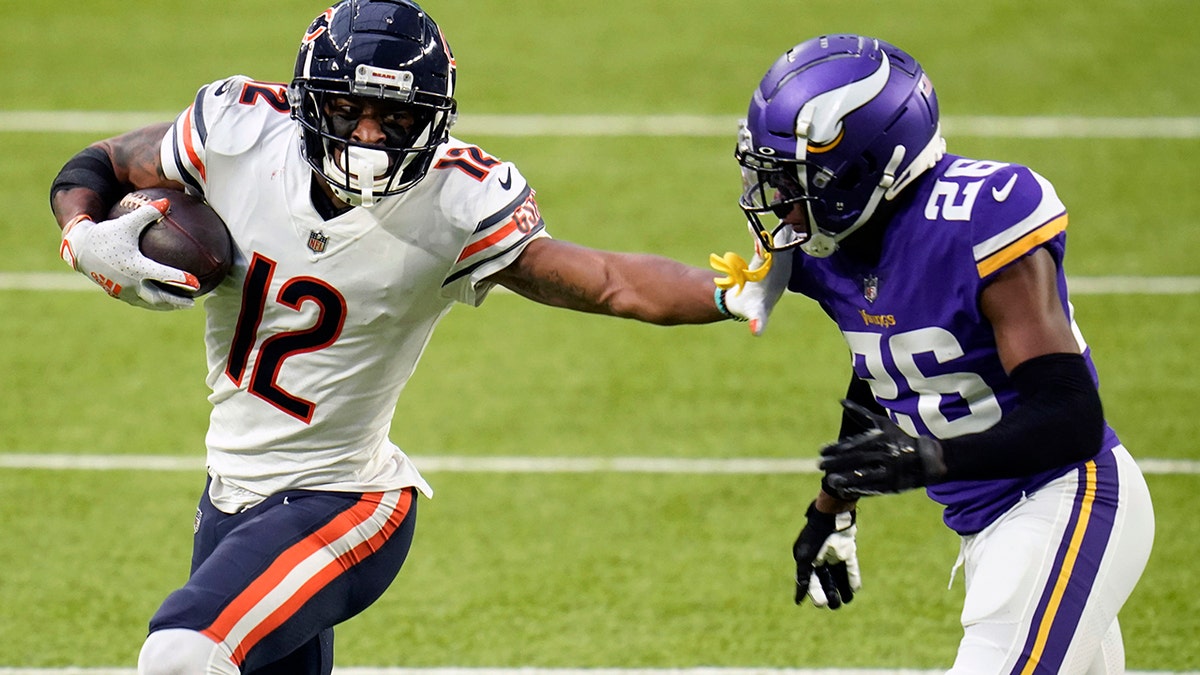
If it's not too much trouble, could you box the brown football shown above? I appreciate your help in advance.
[108,187,233,297]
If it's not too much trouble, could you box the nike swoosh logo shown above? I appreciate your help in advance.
[499,168,513,191]
[992,173,1018,202]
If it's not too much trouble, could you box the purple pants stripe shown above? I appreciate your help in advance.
[1010,450,1120,674]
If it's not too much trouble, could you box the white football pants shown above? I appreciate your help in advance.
[947,445,1154,674]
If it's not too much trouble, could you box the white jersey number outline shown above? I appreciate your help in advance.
[923,159,1009,222]
[844,327,1001,438]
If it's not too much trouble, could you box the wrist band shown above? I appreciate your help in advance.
[50,146,124,208]
[713,287,746,321]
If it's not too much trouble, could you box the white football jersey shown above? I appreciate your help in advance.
[161,76,548,511]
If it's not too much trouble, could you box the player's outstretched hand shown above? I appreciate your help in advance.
[820,400,948,496]
[792,500,860,609]
[59,200,197,310]
[710,235,793,336]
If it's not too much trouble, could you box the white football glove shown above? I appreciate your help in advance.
[792,502,861,609]
[709,234,793,336]
[59,200,197,310]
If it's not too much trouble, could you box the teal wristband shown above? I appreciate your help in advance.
[714,287,746,321]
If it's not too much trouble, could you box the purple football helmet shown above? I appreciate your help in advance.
[736,35,944,256]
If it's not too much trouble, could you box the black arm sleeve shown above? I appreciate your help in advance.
[49,146,125,210]
[938,352,1104,482]
[822,371,886,499]
[839,371,886,439]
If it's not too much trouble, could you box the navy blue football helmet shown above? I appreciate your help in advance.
[289,0,457,206]
[736,35,944,256]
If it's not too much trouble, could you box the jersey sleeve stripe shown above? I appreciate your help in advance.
[971,170,1067,278]
[474,184,533,233]
[442,223,547,287]
[164,85,212,193]
[975,213,1067,278]
[457,220,518,262]
[164,102,207,193]
[164,109,205,194]
[455,185,539,264]
[971,171,1064,262]
[443,185,545,286]
[180,104,207,182]
[191,84,211,145]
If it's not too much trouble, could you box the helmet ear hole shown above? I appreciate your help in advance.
[833,164,863,191]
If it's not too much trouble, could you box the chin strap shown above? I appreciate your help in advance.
[803,144,907,258]
[326,146,391,207]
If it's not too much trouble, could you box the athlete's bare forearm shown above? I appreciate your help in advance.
[492,238,722,325]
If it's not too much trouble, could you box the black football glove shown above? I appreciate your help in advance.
[819,400,949,497]
[792,500,860,609]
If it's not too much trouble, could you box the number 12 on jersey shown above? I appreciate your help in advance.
[226,253,347,423]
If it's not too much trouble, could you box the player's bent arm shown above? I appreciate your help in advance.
[50,123,196,309]
[489,237,726,325]
[934,248,1104,480]
[819,249,1106,494]
[50,123,184,228]
[981,247,1080,372]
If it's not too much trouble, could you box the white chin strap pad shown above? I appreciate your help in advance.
[327,146,391,207]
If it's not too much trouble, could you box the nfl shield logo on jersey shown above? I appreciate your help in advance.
[863,275,879,303]
[307,230,329,254]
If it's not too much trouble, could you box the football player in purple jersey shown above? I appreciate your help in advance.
[730,34,1155,672]
[47,2,788,674]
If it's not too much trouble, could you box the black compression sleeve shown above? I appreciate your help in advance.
[839,371,886,439]
[49,146,124,209]
[938,352,1104,481]
[822,372,885,499]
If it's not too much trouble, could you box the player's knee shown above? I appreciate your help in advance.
[138,628,238,675]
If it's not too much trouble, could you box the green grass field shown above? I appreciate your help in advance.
[2,0,1198,671]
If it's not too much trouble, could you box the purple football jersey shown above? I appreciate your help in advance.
[790,154,1120,534]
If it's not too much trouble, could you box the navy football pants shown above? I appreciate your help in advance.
[147,481,417,674]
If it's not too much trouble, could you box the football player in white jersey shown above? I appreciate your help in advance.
[730,35,1154,672]
[48,2,788,674]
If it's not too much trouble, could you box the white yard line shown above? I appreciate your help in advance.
[0,662,1190,667]
[2,272,1199,295]
[0,272,95,291]
[3,111,1200,138]
[5,111,1195,675]
[0,454,1196,475]
[1067,276,1200,294]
